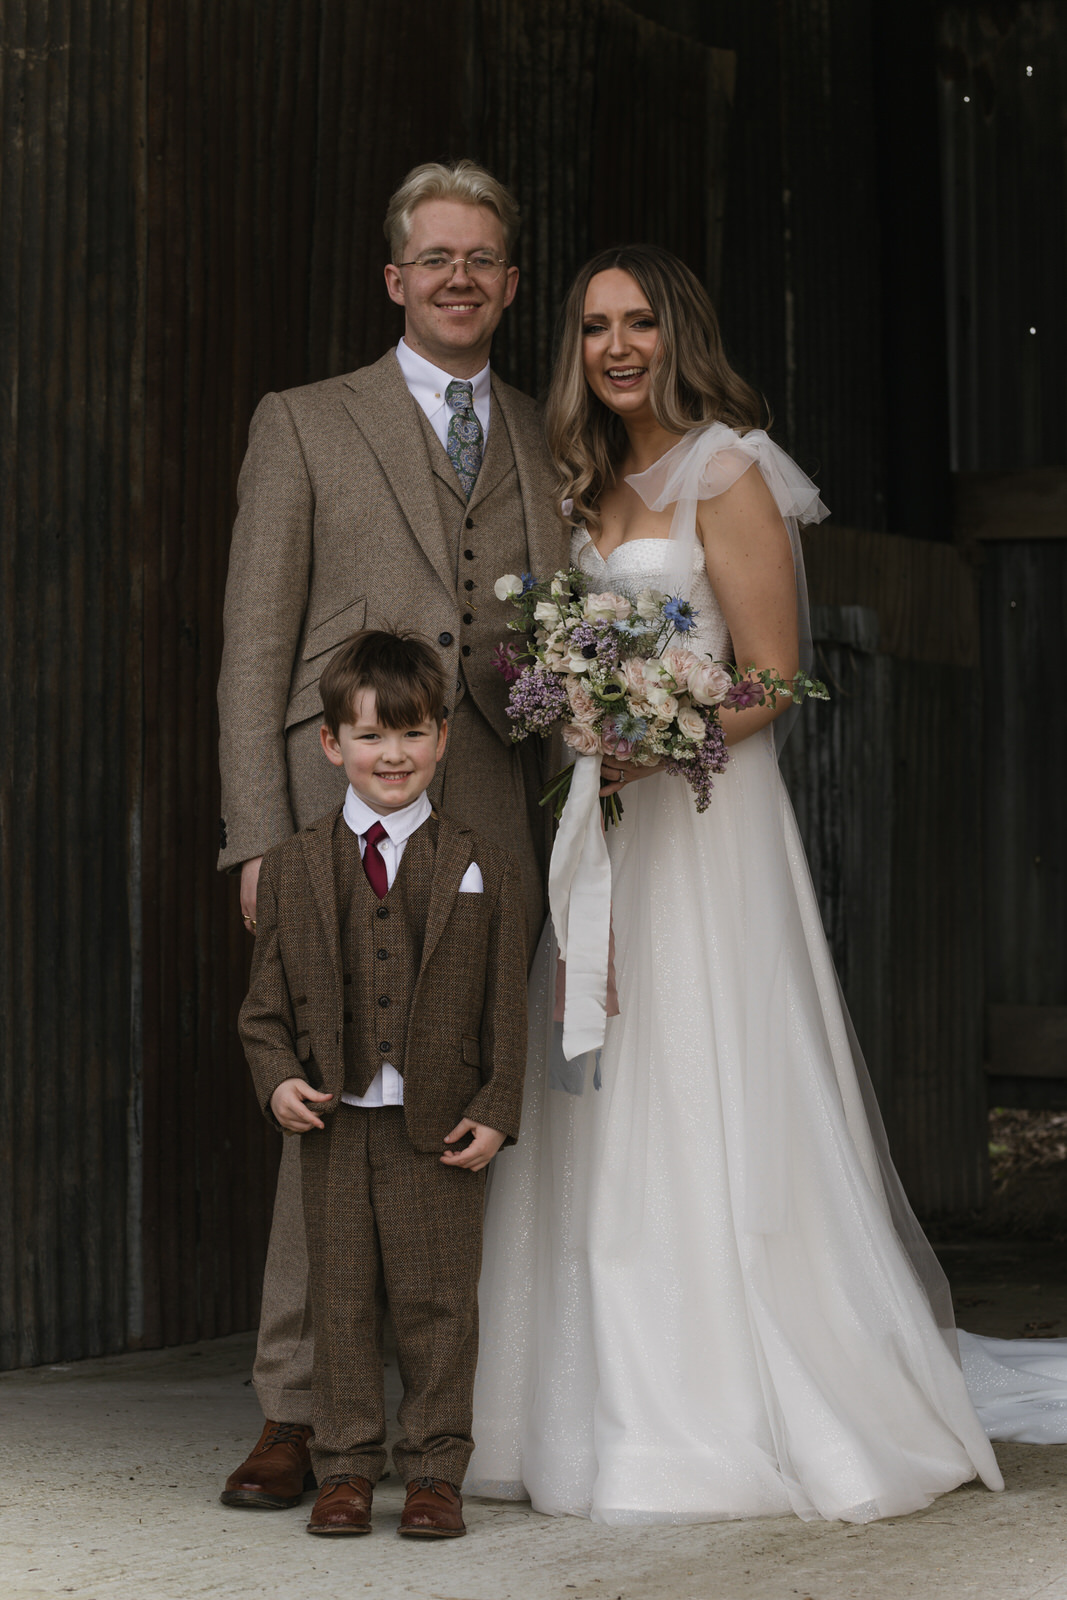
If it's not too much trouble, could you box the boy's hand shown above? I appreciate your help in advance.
[441,1119,506,1172]
[270,1077,332,1133]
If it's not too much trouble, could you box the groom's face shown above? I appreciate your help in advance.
[384,199,518,377]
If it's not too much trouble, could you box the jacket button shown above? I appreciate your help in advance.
[377,948,388,960]
[378,1040,391,1053]
[463,549,474,560]
[378,995,390,1008]
[465,516,474,529]
[464,579,474,591]
[461,644,471,657]
[438,631,453,647]
[463,613,473,625]
[376,905,389,918]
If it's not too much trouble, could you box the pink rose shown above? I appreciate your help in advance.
[688,659,732,707]
[660,646,699,692]
[566,677,599,725]
[584,590,629,623]
[677,703,706,741]
[563,723,602,756]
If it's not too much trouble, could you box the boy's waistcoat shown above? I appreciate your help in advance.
[334,814,436,1097]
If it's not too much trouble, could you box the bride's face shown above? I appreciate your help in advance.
[581,269,661,420]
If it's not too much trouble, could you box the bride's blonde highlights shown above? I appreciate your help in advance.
[545,246,765,532]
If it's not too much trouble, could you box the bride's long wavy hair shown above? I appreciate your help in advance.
[545,245,765,532]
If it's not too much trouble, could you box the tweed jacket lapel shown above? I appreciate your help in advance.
[341,351,455,596]
[298,806,344,980]
[491,375,566,581]
[416,816,476,981]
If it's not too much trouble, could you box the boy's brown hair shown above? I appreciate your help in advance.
[319,629,447,737]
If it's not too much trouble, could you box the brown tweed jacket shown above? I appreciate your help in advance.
[239,806,529,1152]
[217,349,565,871]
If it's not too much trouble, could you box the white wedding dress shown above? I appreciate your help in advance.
[466,427,1067,1526]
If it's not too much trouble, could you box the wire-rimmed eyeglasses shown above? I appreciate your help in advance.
[396,251,510,284]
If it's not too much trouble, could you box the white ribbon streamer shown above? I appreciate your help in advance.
[548,754,612,1061]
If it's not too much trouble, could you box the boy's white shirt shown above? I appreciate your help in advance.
[396,337,491,450]
[339,786,482,1108]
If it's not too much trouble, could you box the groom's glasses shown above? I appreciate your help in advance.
[396,251,510,284]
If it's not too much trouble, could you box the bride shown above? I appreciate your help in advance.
[466,245,1066,1526]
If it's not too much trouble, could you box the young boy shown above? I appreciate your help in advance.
[239,629,527,1539]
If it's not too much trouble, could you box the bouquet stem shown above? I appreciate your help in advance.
[539,764,624,828]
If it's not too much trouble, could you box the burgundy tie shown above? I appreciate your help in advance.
[362,820,389,899]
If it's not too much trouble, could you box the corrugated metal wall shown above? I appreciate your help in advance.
[1,0,737,1366]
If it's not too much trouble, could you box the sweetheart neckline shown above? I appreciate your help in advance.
[580,536,674,565]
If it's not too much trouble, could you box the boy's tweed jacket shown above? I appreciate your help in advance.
[239,805,528,1152]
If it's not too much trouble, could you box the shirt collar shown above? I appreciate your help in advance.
[343,785,432,848]
[396,337,491,418]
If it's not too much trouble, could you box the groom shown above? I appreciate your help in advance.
[216,159,565,1507]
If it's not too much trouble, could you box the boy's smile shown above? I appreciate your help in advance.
[320,689,447,814]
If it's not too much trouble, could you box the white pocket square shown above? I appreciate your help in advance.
[458,862,484,894]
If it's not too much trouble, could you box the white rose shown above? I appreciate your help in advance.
[635,588,666,621]
[584,591,622,623]
[677,704,706,741]
[688,659,732,706]
[494,574,523,602]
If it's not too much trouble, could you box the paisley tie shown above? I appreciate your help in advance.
[445,379,484,501]
[362,820,389,899]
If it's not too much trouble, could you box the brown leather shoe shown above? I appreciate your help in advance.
[398,1476,466,1538]
[219,1420,315,1509]
[306,1475,374,1535]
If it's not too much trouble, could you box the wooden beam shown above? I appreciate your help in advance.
[954,469,1067,541]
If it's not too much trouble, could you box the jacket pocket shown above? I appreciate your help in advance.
[461,1035,481,1068]
[301,597,367,662]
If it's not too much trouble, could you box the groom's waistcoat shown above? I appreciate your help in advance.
[333,814,437,1098]
[415,405,525,746]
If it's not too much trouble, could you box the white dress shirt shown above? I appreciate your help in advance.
[339,786,482,1107]
[395,337,491,452]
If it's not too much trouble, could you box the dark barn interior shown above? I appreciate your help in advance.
[1,0,1064,1371]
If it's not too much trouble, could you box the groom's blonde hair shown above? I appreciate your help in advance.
[383,160,521,261]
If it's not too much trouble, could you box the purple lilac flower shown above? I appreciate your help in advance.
[569,619,621,670]
[664,710,729,812]
[506,667,569,737]
[723,676,766,710]
[491,641,524,683]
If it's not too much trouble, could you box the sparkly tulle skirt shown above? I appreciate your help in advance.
[465,730,1017,1525]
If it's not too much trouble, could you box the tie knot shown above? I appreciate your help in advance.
[445,379,474,414]
[364,820,387,848]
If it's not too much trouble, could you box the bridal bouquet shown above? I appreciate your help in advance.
[492,567,827,823]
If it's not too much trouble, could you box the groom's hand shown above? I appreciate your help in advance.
[441,1119,506,1172]
[240,855,264,932]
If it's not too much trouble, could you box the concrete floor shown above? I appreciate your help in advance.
[2,1243,1067,1600]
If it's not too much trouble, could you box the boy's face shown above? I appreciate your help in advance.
[320,690,447,815]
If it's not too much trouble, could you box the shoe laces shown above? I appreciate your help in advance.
[261,1421,308,1450]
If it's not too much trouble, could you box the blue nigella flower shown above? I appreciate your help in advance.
[520,572,536,595]
[663,596,697,632]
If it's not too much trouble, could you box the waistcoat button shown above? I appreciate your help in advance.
[463,613,473,625]
[379,1040,391,1053]
[463,549,474,560]
[378,996,390,1008]
[377,905,389,918]
[465,516,474,529]
[461,644,471,657]
[377,948,388,960]
[464,579,474,591]
[438,631,453,646]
